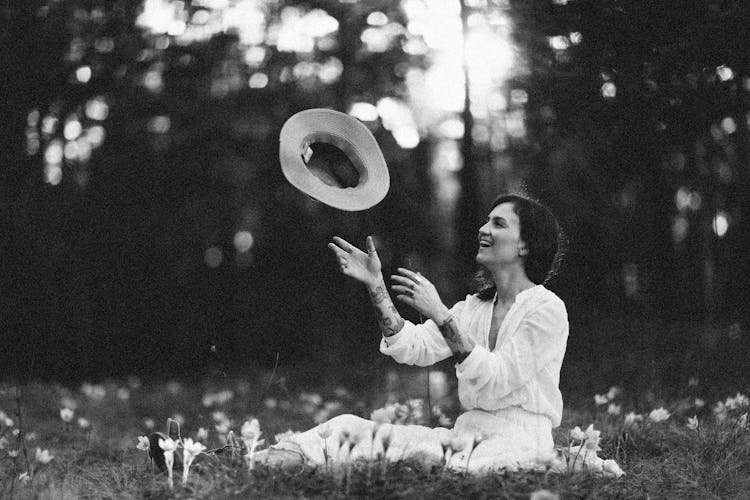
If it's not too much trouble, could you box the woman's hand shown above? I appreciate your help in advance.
[328,236,382,287]
[390,268,450,323]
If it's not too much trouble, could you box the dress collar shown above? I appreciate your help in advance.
[494,284,543,308]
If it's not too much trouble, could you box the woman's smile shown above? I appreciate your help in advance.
[475,202,524,266]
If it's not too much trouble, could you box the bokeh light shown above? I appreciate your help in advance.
[85,126,106,147]
[76,66,92,83]
[712,212,729,238]
[392,127,420,149]
[601,81,616,99]
[44,164,63,185]
[347,102,377,122]
[248,72,269,88]
[42,115,58,135]
[204,247,223,268]
[85,97,109,121]
[44,140,64,165]
[548,35,569,51]
[63,118,83,141]
[720,117,737,134]
[367,11,388,26]
[147,116,171,134]
[672,216,689,244]
[233,231,255,253]
[716,65,734,82]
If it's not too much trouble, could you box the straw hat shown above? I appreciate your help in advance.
[279,108,390,211]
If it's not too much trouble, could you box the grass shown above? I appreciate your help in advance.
[0,369,748,499]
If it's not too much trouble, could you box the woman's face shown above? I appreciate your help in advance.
[476,202,526,268]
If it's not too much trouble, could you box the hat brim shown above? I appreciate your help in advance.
[279,108,390,211]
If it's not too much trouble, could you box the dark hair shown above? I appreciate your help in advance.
[475,194,565,300]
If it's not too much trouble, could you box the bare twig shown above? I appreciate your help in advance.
[15,386,32,481]
[254,352,280,415]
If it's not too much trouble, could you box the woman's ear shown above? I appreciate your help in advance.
[518,243,528,256]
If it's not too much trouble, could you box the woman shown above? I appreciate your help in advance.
[260,194,571,473]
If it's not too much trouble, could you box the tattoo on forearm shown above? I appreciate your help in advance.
[369,280,404,337]
[370,284,388,304]
[439,316,473,360]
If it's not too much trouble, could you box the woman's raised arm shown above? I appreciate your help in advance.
[328,236,404,337]
[391,268,475,360]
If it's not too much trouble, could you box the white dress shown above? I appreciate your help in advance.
[273,286,617,474]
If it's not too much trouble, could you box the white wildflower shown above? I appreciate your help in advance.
[686,415,699,430]
[606,386,622,400]
[648,407,670,423]
[584,424,601,452]
[35,447,54,464]
[607,403,621,416]
[594,394,608,406]
[77,417,91,429]
[181,438,206,485]
[60,407,74,423]
[569,426,586,441]
[241,418,263,469]
[726,393,749,410]
[713,401,728,422]
[370,407,396,425]
[81,383,106,401]
[158,437,178,489]
[196,427,209,441]
[136,436,150,451]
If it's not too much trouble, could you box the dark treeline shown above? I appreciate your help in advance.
[1,0,748,399]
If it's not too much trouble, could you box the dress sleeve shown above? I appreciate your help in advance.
[379,300,468,367]
[455,297,567,405]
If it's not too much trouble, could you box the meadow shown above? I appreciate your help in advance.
[0,366,748,499]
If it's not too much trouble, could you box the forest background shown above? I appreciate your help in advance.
[1,0,748,404]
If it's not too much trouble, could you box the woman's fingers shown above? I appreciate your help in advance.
[327,242,348,260]
[365,235,377,254]
[396,267,423,282]
[391,284,413,296]
[331,236,357,253]
[390,275,414,287]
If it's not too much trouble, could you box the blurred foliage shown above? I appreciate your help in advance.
[0,0,748,393]
[506,0,750,394]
